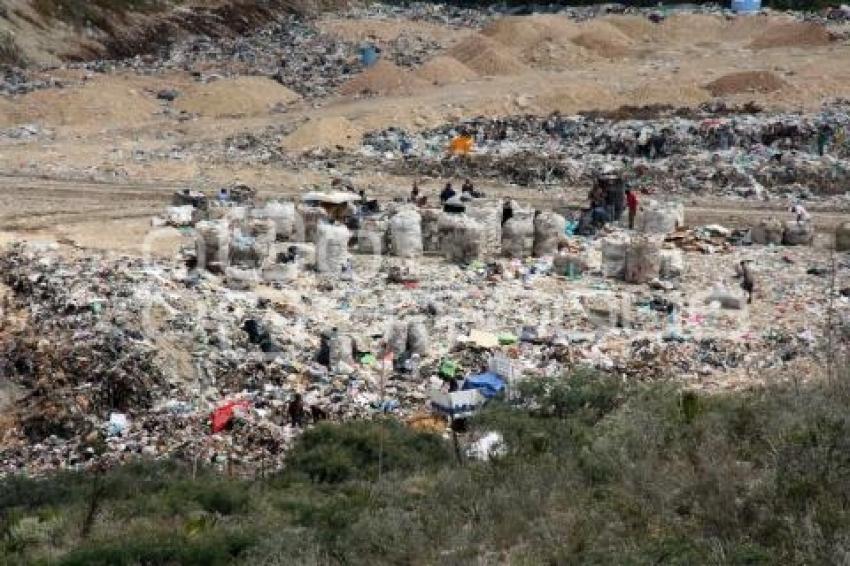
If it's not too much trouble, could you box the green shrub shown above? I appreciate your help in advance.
[516,369,628,423]
[57,528,257,566]
[282,420,452,484]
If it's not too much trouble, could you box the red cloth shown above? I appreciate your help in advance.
[211,400,251,433]
[626,192,639,211]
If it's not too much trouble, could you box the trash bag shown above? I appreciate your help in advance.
[601,233,629,279]
[315,223,350,274]
[253,201,296,240]
[624,237,661,284]
[389,208,423,258]
[195,221,229,272]
[783,220,814,246]
[750,218,784,245]
[357,218,388,254]
[329,331,354,369]
[298,206,329,243]
[420,208,442,252]
[501,214,534,258]
[438,214,484,263]
[246,219,277,246]
[467,201,502,256]
[533,211,565,257]
[636,200,683,234]
[659,249,684,279]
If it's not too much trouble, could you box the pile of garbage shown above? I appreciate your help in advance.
[75,8,464,99]
[2,184,842,475]
[356,104,850,200]
[0,65,66,97]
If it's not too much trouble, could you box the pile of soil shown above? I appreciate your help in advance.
[748,21,832,49]
[705,71,789,96]
[535,83,617,114]
[339,60,429,96]
[521,38,597,70]
[481,15,576,50]
[281,116,362,151]
[605,15,657,41]
[9,76,159,128]
[175,77,299,118]
[413,56,478,85]
[318,18,466,44]
[449,34,528,76]
[570,21,634,58]
[657,13,728,44]
[624,83,711,107]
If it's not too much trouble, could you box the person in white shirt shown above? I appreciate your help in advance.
[789,202,811,224]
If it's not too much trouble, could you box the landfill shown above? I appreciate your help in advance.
[1,183,847,476]
[2,2,850,477]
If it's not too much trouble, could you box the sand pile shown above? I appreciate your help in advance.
[482,15,585,69]
[449,34,528,76]
[605,15,657,41]
[748,21,832,49]
[413,56,478,85]
[657,14,727,44]
[481,15,578,50]
[705,71,789,96]
[9,76,159,128]
[175,77,299,118]
[570,20,635,58]
[281,116,363,151]
[318,18,466,45]
[521,38,597,70]
[623,83,711,107]
[339,60,429,96]
[530,14,583,38]
[535,83,618,114]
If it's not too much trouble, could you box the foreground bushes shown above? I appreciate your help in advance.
[4,374,850,563]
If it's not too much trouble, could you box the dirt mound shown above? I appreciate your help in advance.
[571,20,635,58]
[521,38,598,70]
[481,15,567,50]
[657,14,727,44]
[623,83,711,107]
[175,77,299,118]
[748,21,832,49]
[339,60,430,96]
[535,83,618,114]
[318,18,466,44]
[449,34,528,76]
[413,56,478,85]
[8,75,159,128]
[705,71,789,96]
[281,116,362,151]
[605,15,657,41]
[529,14,582,38]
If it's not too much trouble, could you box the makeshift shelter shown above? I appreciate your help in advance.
[302,191,360,223]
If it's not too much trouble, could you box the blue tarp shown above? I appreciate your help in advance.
[462,372,506,399]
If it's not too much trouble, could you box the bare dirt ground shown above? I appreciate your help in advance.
[1,13,850,251]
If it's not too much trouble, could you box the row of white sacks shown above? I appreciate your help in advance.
[196,199,687,278]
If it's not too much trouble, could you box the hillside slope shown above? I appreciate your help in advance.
[0,0,346,65]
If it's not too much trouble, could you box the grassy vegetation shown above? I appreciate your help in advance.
[3,372,850,564]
